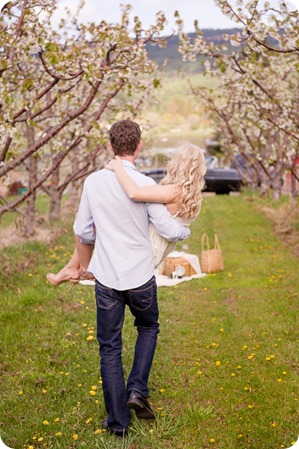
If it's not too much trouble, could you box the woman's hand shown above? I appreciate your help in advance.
[105,155,122,171]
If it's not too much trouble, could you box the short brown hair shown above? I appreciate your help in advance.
[109,119,141,156]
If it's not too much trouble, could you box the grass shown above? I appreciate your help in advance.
[0,194,298,449]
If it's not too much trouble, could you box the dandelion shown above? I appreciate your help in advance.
[85,418,92,424]
[19,390,23,395]
[55,432,62,437]
[37,438,44,442]
[160,388,165,393]
[231,373,236,377]
[89,390,96,396]
[43,421,49,425]
[94,429,102,435]
[54,418,60,423]
[210,438,216,443]
[248,405,253,409]
[91,385,97,390]
[277,378,282,382]
[198,370,203,375]
[220,328,224,332]
[282,371,287,375]
[72,434,79,440]
[28,446,34,449]
[272,423,277,427]
[42,389,47,394]
[86,336,94,341]
[216,361,221,366]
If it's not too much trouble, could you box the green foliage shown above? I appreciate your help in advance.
[0,195,298,448]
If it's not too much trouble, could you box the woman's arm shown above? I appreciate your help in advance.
[106,156,178,204]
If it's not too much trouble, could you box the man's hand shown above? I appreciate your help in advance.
[105,155,122,171]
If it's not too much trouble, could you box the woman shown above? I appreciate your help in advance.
[46,142,206,286]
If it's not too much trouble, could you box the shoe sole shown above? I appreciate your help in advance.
[127,398,155,419]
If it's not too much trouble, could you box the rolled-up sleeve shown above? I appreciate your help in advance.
[73,179,96,244]
[147,202,190,242]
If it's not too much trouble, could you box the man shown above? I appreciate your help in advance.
[73,119,190,437]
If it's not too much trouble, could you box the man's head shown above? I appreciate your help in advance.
[109,119,141,157]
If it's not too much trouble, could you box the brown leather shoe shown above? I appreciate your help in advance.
[127,391,155,419]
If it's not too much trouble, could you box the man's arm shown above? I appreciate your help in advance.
[73,178,95,271]
[147,202,190,242]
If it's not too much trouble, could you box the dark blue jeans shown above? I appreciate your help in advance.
[95,276,159,432]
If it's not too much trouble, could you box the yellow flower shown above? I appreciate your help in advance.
[94,429,102,435]
[37,437,44,442]
[54,418,60,422]
[43,420,49,425]
[55,432,62,437]
[231,373,236,377]
[28,446,34,449]
[42,389,47,394]
[277,378,282,382]
[91,385,97,390]
[197,370,203,375]
[89,390,96,396]
[160,388,166,393]
[215,361,221,366]
[210,438,216,443]
[85,418,92,424]
[86,336,94,341]
[72,434,79,440]
[19,390,23,395]
[248,405,253,409]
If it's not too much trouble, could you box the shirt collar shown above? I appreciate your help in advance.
[121,160,136,171]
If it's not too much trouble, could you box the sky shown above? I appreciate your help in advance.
[0,0,298,31]
[48,0,299,33]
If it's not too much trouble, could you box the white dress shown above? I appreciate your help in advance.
[149,216,194,268]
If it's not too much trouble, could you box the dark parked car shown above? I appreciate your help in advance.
[141,156,243,194]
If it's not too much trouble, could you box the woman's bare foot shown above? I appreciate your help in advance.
[46,266,80,286]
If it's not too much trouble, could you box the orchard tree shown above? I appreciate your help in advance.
[177,0,299,199]
[0,0,167,235]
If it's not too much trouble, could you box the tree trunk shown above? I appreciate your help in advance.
[23,155,37,237]
[70,149,80,211]
[271,174,283,201]
[48,157,61,222]
[49,188,62,221]
[291,168,298,198]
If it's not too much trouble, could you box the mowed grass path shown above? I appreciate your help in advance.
[0,195,298,449]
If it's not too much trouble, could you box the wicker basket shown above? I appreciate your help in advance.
[201,234,224,273]
[163,256,196,278]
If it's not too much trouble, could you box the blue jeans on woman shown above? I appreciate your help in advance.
[95,276,159,433]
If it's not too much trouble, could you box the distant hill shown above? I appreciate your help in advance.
[145,28,242,73]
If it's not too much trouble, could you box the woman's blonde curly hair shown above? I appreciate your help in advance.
[160,142,206,219]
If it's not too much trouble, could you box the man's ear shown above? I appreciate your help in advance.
[109,142,115,154]
[135,140,142,156]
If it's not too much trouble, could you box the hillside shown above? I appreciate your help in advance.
[146,28,242,72]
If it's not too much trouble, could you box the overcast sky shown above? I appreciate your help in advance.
[49,0,299,33]
[0,0,298,31]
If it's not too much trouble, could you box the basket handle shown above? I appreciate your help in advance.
[214,234,221,250]
[201,233,210,250]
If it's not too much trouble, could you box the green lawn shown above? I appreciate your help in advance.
[0,195,298,449]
